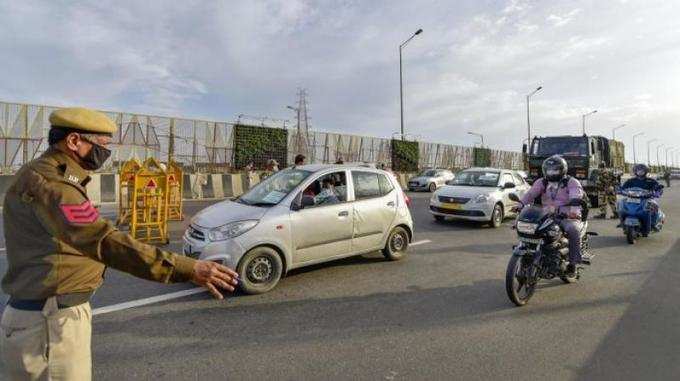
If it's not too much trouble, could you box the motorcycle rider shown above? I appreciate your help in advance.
[619,164,664,234]
[515,155,590,276]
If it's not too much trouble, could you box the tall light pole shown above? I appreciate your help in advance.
[612,123,625,139]
[468,131,484,147]
[656,143,664,168]
[581,110,597,135]
[632,132,644,165]
[526,86,542,148]
[399,28,423,140]
[665,147,674,168]
[647,138,658,166]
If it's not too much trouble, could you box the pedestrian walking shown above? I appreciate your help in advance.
[595,162,618,219]
[0,108,239,381]
[662,168,671,188]
[261,159,279,180]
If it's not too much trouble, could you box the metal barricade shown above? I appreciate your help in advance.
[166,159,183,221]
[130,158,169,243]
[117,158,142,226]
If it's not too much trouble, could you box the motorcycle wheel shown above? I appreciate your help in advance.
[505,255,536,306]
[626,228,637,244]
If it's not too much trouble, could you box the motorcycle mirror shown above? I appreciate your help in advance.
[508,193,520,202]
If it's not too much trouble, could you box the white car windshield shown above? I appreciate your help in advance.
[451,171,500,187]
[419,170,437,177]
[238,169,312,206]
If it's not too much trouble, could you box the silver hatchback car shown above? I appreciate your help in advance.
[183,164,414,294]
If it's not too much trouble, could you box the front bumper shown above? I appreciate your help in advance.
[428,200,493,221]
[408,182,431,191]
[182,229,246,269]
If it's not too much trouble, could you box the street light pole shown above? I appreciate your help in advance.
[666,147,674,168]
[581,110,597,135]
[399,28,423,140]
[656,143,664,169]
[467,131,484,147]
[526,86,542,148]
[632,132,644,165]
[612,123,625,140]
[647,138,658,167]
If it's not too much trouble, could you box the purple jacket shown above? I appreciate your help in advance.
[520,177,584,217]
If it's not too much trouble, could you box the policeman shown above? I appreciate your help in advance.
[0,108,239,381]
[595,162,618,219]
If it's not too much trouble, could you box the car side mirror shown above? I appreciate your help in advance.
[503,182,516,189]
[508,193,520,202]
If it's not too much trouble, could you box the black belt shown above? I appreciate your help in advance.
[7,291,94,311]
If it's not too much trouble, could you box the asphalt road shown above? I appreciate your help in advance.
[1,186,679,380]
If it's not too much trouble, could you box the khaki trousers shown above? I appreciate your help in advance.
[0,298,92,381]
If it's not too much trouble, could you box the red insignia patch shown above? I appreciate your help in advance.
[60,201,99,224]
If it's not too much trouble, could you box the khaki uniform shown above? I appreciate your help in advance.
[596,168,618,217]
[1,147,196,380]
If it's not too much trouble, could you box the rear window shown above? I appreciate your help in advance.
[352,171,381,200]
[378,174,394,196]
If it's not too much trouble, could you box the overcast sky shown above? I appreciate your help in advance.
[1,0,679,162]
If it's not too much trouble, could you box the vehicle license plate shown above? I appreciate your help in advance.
[626,198,641,203]
[519,237,542,244]
[441,202,461,210]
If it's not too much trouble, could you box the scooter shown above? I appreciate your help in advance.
[618,187,664,244]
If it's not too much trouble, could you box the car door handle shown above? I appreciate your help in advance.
[387,201,395,207]
[338,211,349,217]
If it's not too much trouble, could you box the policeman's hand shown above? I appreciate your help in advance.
[191,260,239,299]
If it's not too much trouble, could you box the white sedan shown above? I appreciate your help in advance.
[429,168,530,227]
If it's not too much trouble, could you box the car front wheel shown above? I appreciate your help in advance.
[237,247,283,294]
[489,203,504,228]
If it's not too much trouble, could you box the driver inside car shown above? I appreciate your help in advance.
[515,155,590,276]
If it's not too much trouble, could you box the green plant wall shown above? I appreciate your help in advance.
[233,124,288,169]
[391,139,419,172]
[473,147,491,167]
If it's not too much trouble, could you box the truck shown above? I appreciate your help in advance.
[523,135,626,207]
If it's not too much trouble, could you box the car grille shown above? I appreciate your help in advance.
[438,196,470,204]
[430,206,485,216]
[408,181,419,186]
[188,225,205,241]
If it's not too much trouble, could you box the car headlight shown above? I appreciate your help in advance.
[207,220,259,241]
[516,221,538,234]
[473,194,489,203]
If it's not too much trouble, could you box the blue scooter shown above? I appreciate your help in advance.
[618,187,664,244]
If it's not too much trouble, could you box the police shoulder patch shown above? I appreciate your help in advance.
[60,201,99,224]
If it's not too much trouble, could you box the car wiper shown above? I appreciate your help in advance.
[249,202,277,207]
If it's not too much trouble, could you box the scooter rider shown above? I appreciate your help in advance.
[515,155,590,276]
[619,164,664,233]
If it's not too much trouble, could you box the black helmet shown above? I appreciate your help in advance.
[542,155,568,182]
[633,163,649,179]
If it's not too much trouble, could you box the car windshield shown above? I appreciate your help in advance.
[450,171,500,187]
[419,170,437,177]
[534,137,588,156]
[238,169,312,206]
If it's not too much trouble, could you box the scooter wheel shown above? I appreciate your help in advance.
[626,228,637,244]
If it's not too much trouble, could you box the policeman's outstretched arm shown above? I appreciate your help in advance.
[28,171,238,298]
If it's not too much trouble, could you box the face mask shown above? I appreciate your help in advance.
[80,142,111,170]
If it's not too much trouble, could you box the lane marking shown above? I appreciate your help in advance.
[92,287,206,316]
[0,248,5,252]
[411,239,431,246]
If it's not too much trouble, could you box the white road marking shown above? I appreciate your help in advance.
[0,248,5,252]
[92,287,206,316]
[411,239,431,246]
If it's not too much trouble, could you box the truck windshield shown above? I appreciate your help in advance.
[534,137,588,156]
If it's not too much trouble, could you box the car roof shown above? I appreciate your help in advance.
[294,163,386,173]
[462,167,510,173]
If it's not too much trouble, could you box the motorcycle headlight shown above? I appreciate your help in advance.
[208,220,259,241]
[473,194,489,203]
[516,221,538,234]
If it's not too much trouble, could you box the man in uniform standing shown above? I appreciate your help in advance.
[595,162,618,219]
[0,108,239,380]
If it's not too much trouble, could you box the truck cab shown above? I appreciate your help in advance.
[524,135,624,206]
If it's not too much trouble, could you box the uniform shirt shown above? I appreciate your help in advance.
[2,148,196,300]
[596,168,617,191]
[520,176,584,217]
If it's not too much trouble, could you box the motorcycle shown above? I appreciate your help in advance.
[505,193,596,306]
[618,187,664,244]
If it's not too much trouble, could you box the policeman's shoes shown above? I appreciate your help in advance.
[581,251,593,265]
[611,212,619,219]
[595,213,607,219]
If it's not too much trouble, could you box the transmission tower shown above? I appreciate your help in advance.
[290,89,311,160]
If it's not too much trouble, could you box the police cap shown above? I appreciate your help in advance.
[49,107,117,135]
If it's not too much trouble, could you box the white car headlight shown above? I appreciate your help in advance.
[516,221,538,234]
[473,194,489,203]
[208,220,259,241]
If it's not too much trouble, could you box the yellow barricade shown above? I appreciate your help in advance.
[166,160,184,221]
[130,158,169,244]
[117,158,142,226]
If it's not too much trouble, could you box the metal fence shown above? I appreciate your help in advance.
[0,100,524,173]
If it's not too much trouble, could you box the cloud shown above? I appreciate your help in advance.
[547,8,583,27]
